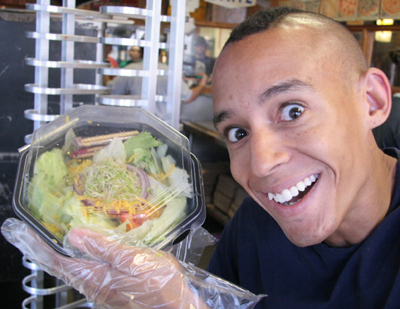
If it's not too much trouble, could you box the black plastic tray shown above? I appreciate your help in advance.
[12,146,206,256]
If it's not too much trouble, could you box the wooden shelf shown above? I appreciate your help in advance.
[194,20,237,29]
[346,24,400,70]
[201,84,212,94]
[347,25,400,32]
[181,120,226,148]
[392,86,400,94]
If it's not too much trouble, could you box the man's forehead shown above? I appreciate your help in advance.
[214,29,301,81]
[220,25,309,56]
[280,14,327,29]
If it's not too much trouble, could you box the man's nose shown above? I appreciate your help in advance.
[249,128,290,178]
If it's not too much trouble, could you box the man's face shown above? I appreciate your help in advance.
[129,47,142,62]
[196,45,206,56]
[212,26,371,247]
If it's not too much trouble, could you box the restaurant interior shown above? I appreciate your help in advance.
[0,0,400,307]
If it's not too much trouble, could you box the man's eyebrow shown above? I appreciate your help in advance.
[213,110,232,128]
[259,79,314,103]
[213,80,313,128]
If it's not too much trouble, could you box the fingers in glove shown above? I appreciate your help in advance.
[68,228,181,273]
[68,228,204,308]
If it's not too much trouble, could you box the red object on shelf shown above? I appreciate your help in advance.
[107,55,119,68]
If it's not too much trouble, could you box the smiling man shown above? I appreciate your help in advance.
[3,6,400,309]
[208,6,400,308]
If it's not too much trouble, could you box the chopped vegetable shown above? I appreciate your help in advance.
[27,130,192,245]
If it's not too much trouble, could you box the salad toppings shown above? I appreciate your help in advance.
[71,130,140,159]
[27,130,192,244]
[74,130,139,148]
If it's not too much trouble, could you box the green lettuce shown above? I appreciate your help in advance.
[28,148,76,238]
[34,148,68,189]
[124,131,162,160]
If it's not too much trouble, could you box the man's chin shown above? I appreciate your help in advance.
[284,230,329,247]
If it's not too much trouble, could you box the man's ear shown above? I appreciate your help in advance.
[361,67,392,129]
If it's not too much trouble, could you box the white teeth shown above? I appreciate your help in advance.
[276,194,285,204]
[268,193,274,201]
[268,174,319,205]
[282,189,292,202]
[297,181,306,191]
[289,186,299,197]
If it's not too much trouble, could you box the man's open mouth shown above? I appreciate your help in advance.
[268,174,319,206]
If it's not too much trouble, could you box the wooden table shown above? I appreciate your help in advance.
[201,85,212,95]
[181,120,226,149]
[181,121,234,226]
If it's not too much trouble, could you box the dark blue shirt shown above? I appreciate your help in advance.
[207,149,400,308]
[373,96,400,150]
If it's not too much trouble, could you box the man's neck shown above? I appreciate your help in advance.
[324,151,398,248]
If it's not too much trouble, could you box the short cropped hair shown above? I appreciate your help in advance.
[225,7,303,46]
[222,7,368,75]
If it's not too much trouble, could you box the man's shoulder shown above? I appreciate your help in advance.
[124,62,144,70]
[124,62,169,70]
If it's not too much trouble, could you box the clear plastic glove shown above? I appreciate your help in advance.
[169,227,218,266]
[2,218,264,309]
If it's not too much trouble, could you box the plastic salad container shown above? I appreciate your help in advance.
[12,105,206,255]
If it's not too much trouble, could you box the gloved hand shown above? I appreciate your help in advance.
[2,218,263,309]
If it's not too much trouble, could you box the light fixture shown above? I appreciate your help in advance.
[377,19,394,26]
[375,19,394,43]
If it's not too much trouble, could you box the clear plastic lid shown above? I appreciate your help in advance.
[13,105,206,255]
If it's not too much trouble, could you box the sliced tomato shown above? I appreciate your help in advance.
[120,213,148,231]
[119,208,165,231]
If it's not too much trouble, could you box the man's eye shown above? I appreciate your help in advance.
[280,104,304,121]
[226,127,248,143]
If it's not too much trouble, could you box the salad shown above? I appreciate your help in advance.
[27,129,192,245]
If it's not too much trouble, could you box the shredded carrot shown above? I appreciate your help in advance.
[68,159,92,176]
[75,190,158,219]
[126,153,138,163]
[66,158,82,166]
[135,196,153,207]
[157,164,175,181]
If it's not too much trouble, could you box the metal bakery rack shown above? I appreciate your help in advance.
[97,3,187,130]
[20,0,187,308]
